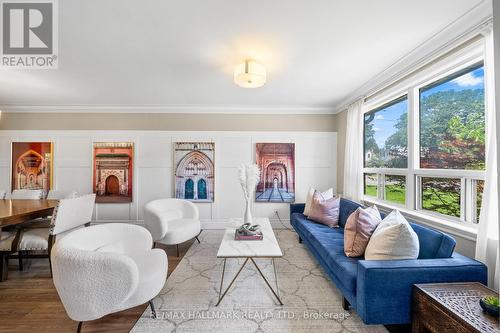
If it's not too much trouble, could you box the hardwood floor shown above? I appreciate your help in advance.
[0,240,195,333]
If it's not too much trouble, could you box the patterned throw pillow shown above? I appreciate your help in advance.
[344,205,382,257]
[307,191,340,228]
[303,187,334,216]
[365,210,420,260]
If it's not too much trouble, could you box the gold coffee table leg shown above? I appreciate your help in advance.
[216,258,249,306]
[250,258,283,305]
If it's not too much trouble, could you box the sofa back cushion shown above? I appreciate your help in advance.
[409,222,456,259]
[339,198,364,228]
[335,199,457,259]
[378,211,456,259]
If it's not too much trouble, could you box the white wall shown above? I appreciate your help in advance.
[0,130,337,227]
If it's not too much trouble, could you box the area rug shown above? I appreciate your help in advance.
[132,229,388,333]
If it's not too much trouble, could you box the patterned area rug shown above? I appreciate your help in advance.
[132,229,387,333]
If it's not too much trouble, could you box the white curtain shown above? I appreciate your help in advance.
[343,100,364,201]
[476,29,499,291]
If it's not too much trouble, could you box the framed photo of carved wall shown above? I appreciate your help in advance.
[93,142,134,203]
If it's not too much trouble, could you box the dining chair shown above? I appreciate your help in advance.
[16,194,95,275]
[3,189,44,273]
[51,223,167,332]
[0,229,20,281]
[10,189,44,199]
[144,198,201,257]
[47,190,78,200]
[29,190,79,227]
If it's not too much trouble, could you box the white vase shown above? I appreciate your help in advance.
[244,199,252,224]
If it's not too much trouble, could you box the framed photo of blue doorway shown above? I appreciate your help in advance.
[173,142,215,202]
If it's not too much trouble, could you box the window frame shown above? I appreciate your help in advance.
[361,43,486,227]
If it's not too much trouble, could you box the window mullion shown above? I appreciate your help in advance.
[407,87,417,210]
[471,179,479,223]
[464,178,473,223]
[415,176,422,211]
[379,173,384,200]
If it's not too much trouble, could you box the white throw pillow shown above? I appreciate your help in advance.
[303,187,334,216]
[364,210,419,260]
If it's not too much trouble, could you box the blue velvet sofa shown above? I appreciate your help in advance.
[290,198,487,325]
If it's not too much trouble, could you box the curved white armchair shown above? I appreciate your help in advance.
[51,223,167,331]
[144,198,201,256]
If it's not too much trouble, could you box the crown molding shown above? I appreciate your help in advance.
[0,104,338,115]
[333,0,493,112]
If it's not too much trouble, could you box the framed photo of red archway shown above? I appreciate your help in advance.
[255,143,295,203]
[93,142,133,203]
[11,142,53,193]
[174,142,215,202]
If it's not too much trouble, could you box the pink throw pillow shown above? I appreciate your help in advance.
[307,192,340,228]
[344,205,382,257]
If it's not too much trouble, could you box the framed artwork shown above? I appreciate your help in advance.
[174,142,215,202]
[93,142,133,203]
[255,143,295,203]
[11,142,53,193]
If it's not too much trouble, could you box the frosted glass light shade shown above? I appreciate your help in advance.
[234,60,266,88]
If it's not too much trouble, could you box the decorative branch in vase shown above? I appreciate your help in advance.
[238,163,260,224]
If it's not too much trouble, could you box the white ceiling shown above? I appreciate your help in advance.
[0,0,486,113]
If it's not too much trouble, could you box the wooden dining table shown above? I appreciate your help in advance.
[0,199,58,228]
[0,199,58,281]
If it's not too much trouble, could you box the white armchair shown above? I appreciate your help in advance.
[144,198,201,256]
[51,223,167,332]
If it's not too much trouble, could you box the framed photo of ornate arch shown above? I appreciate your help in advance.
[11,142,53,194]
[93,142,134,203]
[255,143,295,203]
[173,142,215,202]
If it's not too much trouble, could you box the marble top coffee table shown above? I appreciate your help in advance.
[216,217,283,306]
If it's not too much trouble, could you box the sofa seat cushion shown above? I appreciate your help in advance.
[291,213,358,295]
[292,213,341,240]
[308,231,359,295]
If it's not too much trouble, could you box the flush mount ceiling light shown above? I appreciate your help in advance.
[234,60,266,88]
